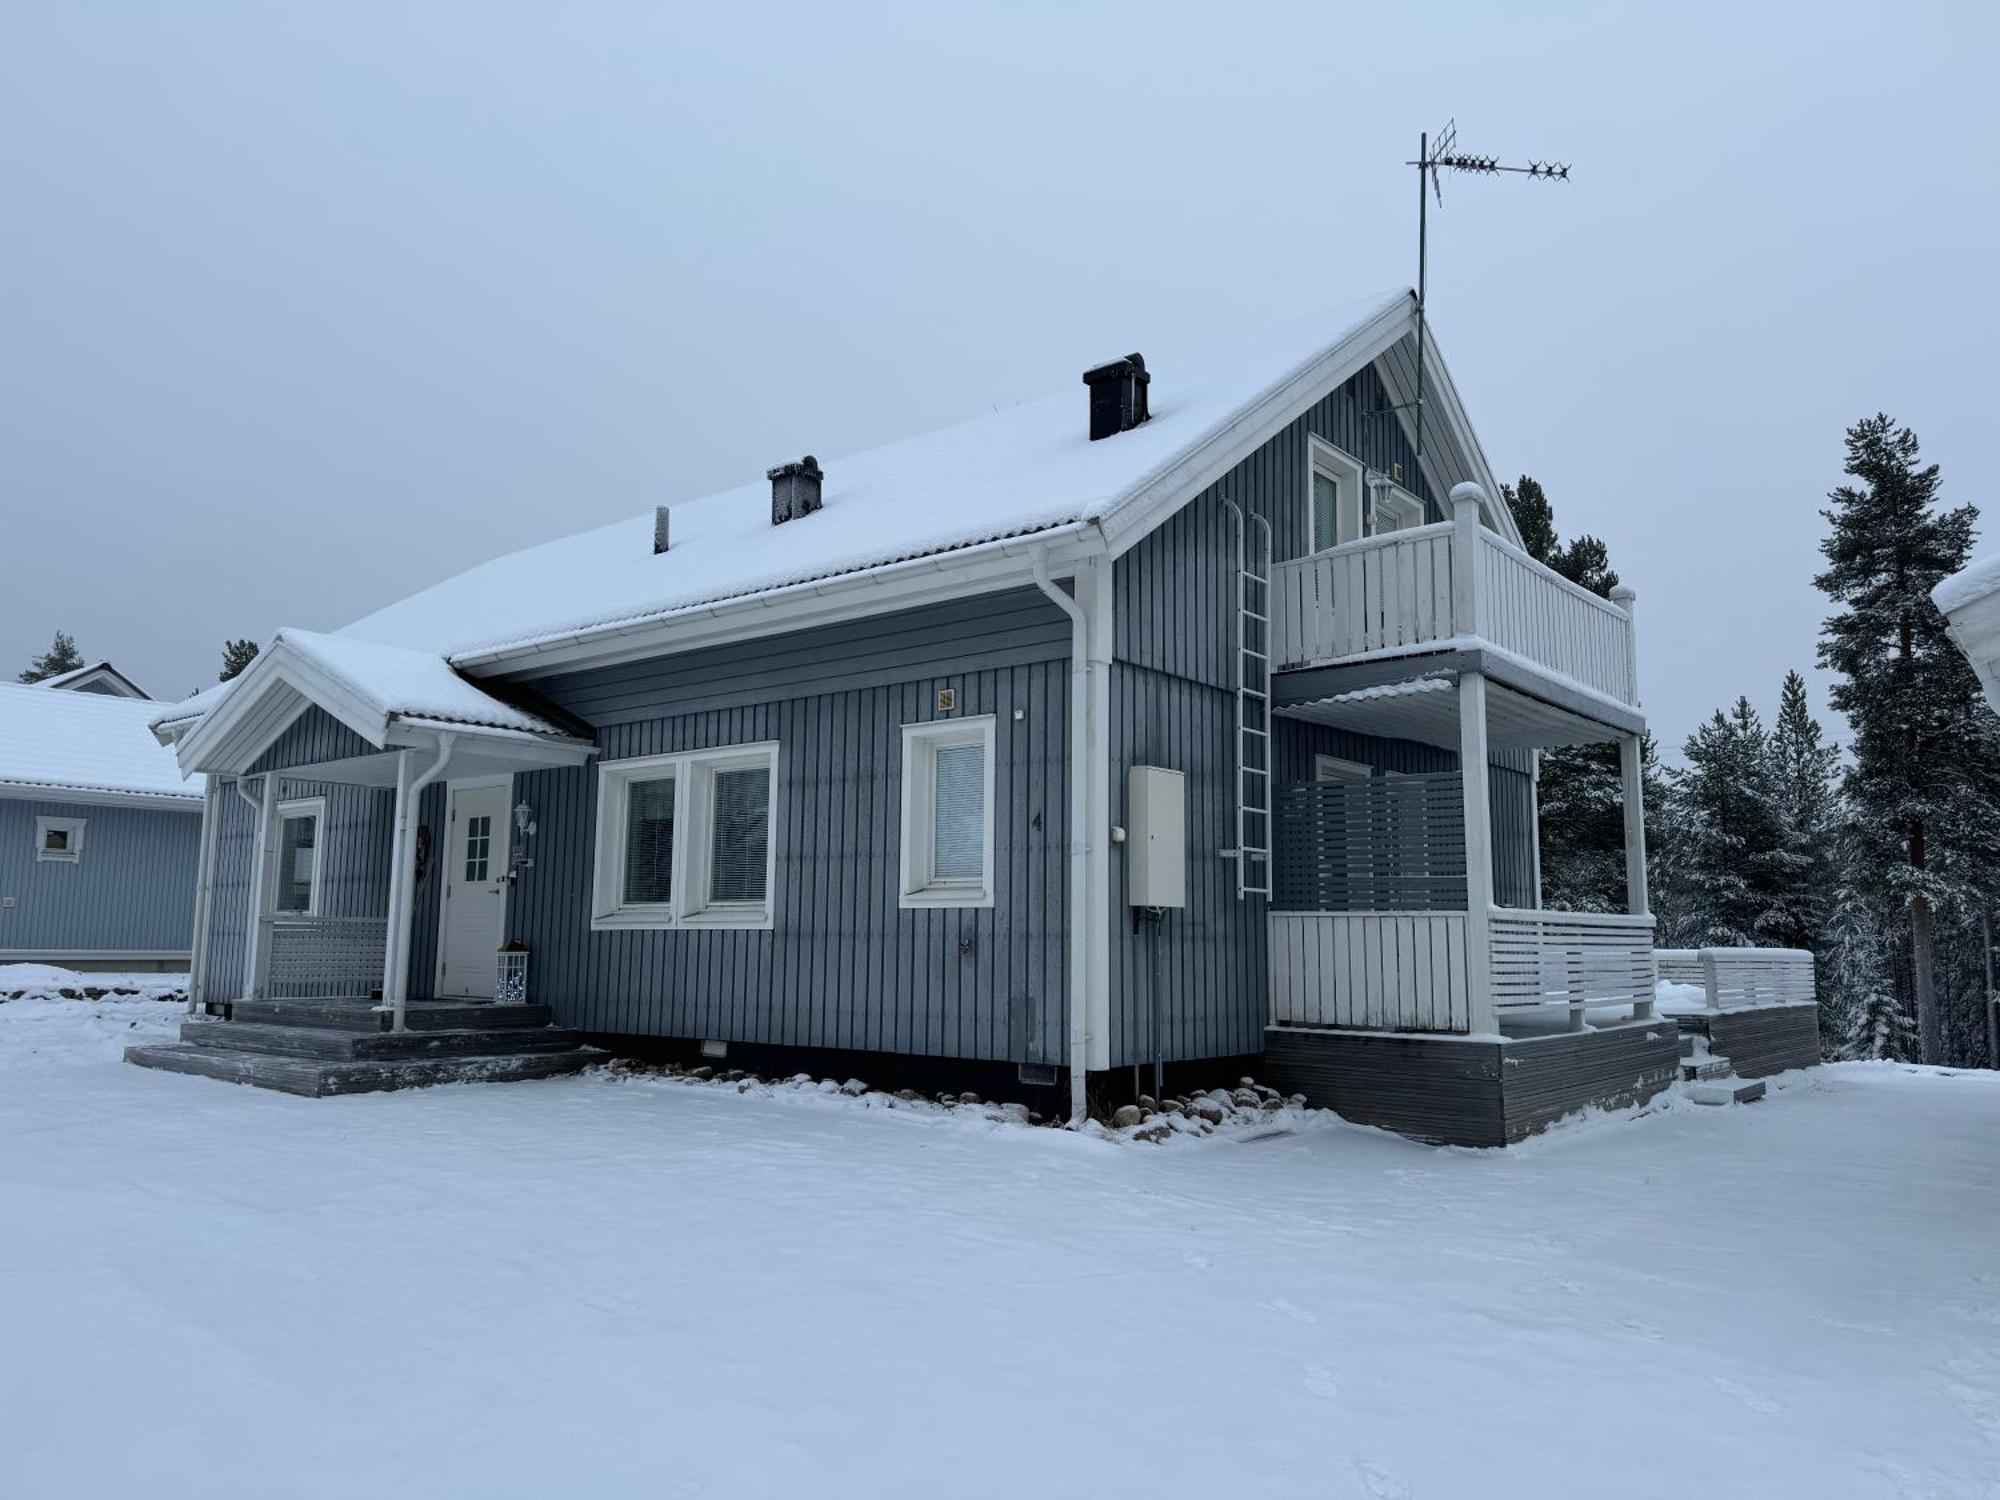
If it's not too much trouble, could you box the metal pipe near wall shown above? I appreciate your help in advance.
[1032,549,1092,1127]
[388,733,457,1032]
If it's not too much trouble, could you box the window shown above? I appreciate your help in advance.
[271,799,324,915]
[35,816,86,863]
[1367,479,1426,535]
[592,743,778,930]
[1308,440,1365,552]
[901,717,995,908]
[463,813,493,882]
[1313,755,1371,784]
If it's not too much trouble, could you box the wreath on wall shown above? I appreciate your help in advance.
[414,824,433,887]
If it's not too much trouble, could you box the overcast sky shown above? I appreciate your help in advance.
[4,2,1994,755]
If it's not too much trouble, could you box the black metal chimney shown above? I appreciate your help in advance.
[1082,353,1150,440]
[767,455,823,524]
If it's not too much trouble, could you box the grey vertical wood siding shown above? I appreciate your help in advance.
[0,796,200,957]
[510,591,1071,1061]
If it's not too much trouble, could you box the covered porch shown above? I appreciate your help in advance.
[1266,652,1654,1039]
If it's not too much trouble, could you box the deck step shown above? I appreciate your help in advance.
[179,1019,586,1062]
[1689,1077,1767,1107]
[124,1042,602,1097]
[224,998,553,1033]
[1681,1057,1732,1082]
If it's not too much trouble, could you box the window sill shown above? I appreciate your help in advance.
[590,906,773,932]
[900,885,993,911]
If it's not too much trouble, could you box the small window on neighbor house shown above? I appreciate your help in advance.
[35,816,86,863]
[901,717,995,908]
[1309,441,1366,552]
[271,800,323,915]
[592,744,778,930]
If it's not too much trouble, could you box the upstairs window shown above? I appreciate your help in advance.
[1308,440,1366,552]
[1367,479,1426,534]
[35,816,86,863]
[901,717,995,908]
[593,744,778,930]
[271,799,324,915]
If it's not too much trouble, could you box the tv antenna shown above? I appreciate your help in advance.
[1405,120,1570,473]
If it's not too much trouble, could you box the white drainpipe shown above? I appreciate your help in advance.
[1032,549,1093,1127]
[388,731,457,1032]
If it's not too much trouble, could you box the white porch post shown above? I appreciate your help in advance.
[380,749,413,1006]
[1529,750,1544,910]
[240,774,277,1002]
[1449,484,1485,638]
[1619,735,1650,918]
[1458,671,1497,1035]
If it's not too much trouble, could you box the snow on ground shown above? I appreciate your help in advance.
[3,1001,1997,1499]
[0,962,187,1003]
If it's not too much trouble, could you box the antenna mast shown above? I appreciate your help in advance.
[1409,121,1570,473]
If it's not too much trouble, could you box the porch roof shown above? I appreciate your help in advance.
[163,630,593,778]
[1277,666,1630,753]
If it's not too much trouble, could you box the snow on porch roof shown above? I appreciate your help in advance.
[335,289,1498,665]
[262,630,566,737]
[0,681,203,803]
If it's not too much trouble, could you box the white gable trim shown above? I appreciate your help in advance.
[175,645,392,775]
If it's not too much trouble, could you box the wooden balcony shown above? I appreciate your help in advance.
[1269,493,1639,707]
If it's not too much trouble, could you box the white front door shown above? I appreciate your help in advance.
[438,781,509,1000]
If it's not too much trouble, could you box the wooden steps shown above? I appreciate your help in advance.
[125,997,598,1097]
[1690,1077,1767,1107]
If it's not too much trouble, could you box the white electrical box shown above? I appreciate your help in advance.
[1125,766,1187,908]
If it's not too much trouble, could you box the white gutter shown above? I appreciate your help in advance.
[1032,547,1094,1127]
[184,777,224,1015]
[387,732,457,1031]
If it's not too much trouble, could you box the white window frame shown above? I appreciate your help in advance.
[1367,477,1426,534]
[1313,754,1372,784]
[900,716,996,909]
[268,797,326,917]
[1307,437,1366,554]
[591,742,780,931]
[34,815,86,863]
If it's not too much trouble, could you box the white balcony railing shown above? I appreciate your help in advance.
[1270,906,1657,1034]
[1270,492,1639,706]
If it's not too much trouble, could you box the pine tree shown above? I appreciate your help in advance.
[1820,851,1900,1058]
[1765,671,1841,956]
[219,639,260,682]
[1815,415,2000,1063]
[18,630,85,683]
[1666,699,1792,947]
[1502,475,1632,911]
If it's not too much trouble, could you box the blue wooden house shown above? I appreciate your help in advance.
[1,673,204,971]
[134,290,1681,1143]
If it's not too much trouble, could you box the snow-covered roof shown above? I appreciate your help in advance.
[261,629,562,737]
[0,681,202,805]
[1933,554,2000,617]
[32,660,152,699]
[339,289,1507,665]
[1934,554,2000,715]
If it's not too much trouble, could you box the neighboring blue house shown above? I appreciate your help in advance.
[1,673,204,971]
[134,290,1797,1140]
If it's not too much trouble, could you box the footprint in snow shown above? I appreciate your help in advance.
[1350,1459,1410,1498]
[1710,1376,1786,1415]
[1302,1363,1340,1400]
[1263,1296,1319,1326]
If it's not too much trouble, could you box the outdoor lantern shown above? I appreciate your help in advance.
[496,941,530,1005]
[513,800,535,836]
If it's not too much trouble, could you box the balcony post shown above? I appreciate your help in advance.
[1611,583,1640,706]
[1448,482,1486,641]
[1457,669,1497,1035]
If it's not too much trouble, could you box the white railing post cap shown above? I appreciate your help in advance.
[1610,583,1638,604]
[1448,481,1487,517]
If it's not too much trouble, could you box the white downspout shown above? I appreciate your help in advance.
[1033,549,1093,1127]
[238,775,275,1003]
[388,732,458,1032]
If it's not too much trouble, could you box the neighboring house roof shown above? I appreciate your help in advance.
[32,661,152,699]
[1934,555,2000,712]
[337,289,1514,670]
[0,681,202,806]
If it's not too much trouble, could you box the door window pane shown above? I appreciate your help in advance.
[1312,470,1340,552]
[708,766,771,903]
[931,741,986,881]
[463,814,492,882]
[623,776,675,904]
[275,813,318,913]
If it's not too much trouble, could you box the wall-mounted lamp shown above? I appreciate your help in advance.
[508,800,537,882]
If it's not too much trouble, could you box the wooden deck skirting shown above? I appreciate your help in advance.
[1265,1018,1682,1147]
[1688,1002,1822,1080]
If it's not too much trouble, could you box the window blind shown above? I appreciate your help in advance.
[930,741,985,881]
[708,766,770,903]
[623,776,676,904]
[1311,470,1340,552]
[276,813,316,913]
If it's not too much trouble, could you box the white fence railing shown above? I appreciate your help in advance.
[1654,947,1816,1012]
[1270,906,1657,1034]
[1270,910,1472,1031]
[1268,495,1638,705]
[1489,908,1657,1021]
[261,916,387,1000]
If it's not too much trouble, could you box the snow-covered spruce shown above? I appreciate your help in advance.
[600,1059,1321,1143]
